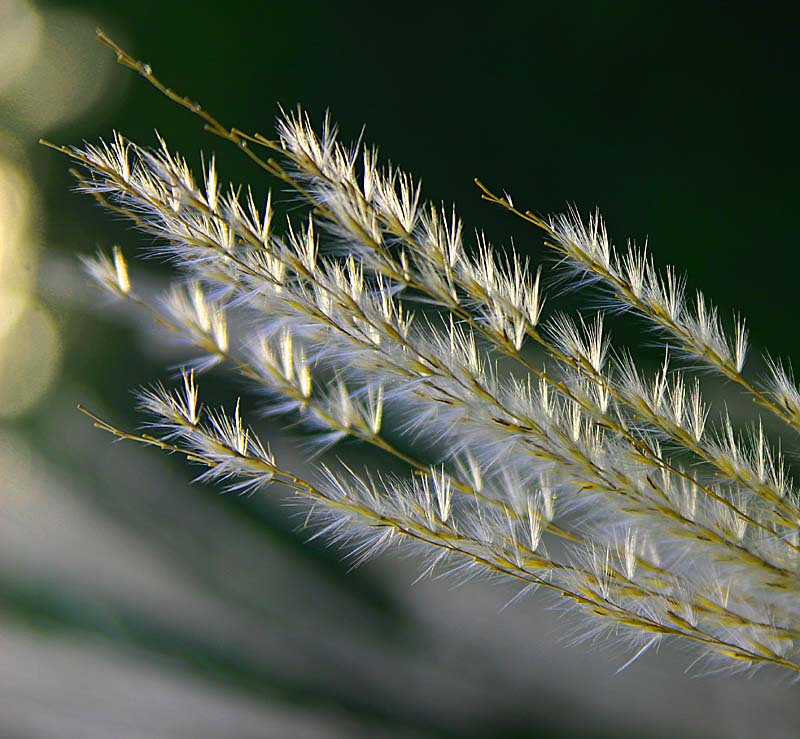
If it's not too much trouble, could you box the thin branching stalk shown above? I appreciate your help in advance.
[48,33,800,677]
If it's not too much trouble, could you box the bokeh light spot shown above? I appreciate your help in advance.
[0,291,28,341]
[0,0,43,95]
[1,8,116,132]
[0,300,61,417]
[0,157,36,295]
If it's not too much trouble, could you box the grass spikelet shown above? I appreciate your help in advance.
[49,32,800,678]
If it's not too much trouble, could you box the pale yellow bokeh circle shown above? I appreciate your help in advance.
[0,146,56,418]
[0,291,28,341]
[0,299,61,417]
[0,3,118,417]
[2,7,117,132]
[0,0,43,95]
[0,157,36,295]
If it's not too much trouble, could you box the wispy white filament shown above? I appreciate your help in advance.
[52,40,800,678]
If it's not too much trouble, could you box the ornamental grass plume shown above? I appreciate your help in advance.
[46,33,800,678]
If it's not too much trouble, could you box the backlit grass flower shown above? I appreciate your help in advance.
[48,33,800,678]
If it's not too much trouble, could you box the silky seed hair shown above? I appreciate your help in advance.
[48,33,800,678]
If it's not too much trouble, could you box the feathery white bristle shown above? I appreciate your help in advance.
[62,92,800,678]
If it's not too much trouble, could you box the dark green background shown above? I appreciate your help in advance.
[43,1,800,358]
[19,2,800,738]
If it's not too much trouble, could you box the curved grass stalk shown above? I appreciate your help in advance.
[45,33,800,676]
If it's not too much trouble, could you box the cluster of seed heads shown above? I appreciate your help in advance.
[49,33,800,677]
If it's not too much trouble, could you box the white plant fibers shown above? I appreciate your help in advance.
[52,35,800,678]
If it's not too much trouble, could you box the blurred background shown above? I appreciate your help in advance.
[3,0,800,737]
